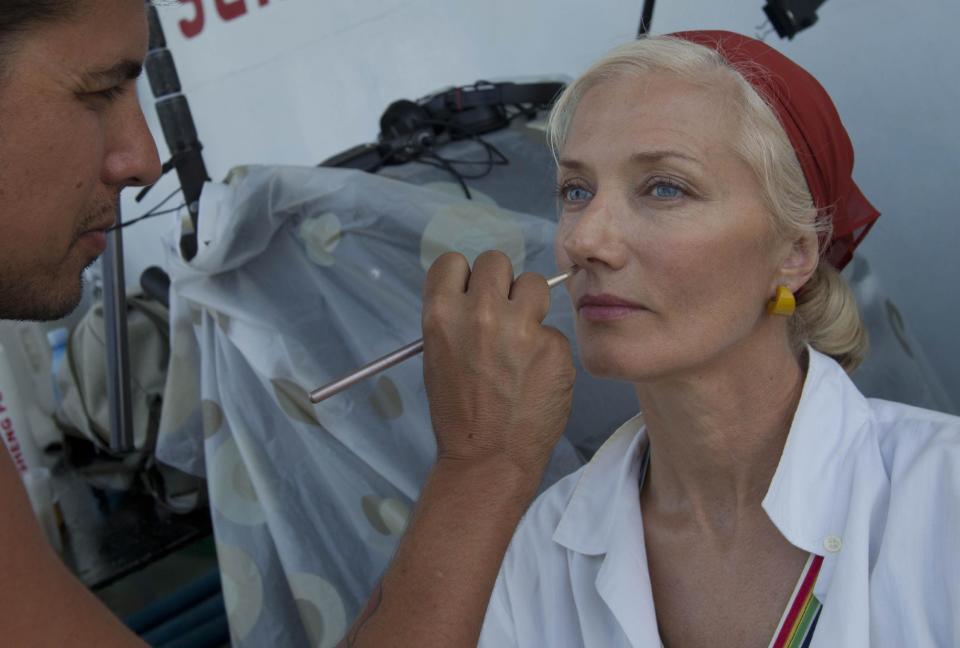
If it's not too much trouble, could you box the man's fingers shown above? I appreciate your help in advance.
[509,272,551,323]
[423,252,470,302]
[467,250,514,300]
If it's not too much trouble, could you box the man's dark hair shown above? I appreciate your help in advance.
[0,1,81,76]
[0,1,81,39]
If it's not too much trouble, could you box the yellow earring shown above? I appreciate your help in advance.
[767,285,796,316]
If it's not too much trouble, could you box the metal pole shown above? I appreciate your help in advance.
[145,3,209,261]
[101,205,135,452]
[638,0,657,36]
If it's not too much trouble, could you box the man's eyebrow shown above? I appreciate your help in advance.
[80,59,143,86]
[558,150,704,170]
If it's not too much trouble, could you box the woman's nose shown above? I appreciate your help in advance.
[559,194,628,271]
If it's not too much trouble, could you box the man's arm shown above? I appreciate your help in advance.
[341,251,576,647]
[340,458,537,647]
[0,449,146,646]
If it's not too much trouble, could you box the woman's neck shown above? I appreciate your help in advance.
[636,333,806,534]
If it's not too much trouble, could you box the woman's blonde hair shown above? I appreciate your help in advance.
[546,36,867,372]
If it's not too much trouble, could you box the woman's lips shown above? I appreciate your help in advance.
[576,293,646,321]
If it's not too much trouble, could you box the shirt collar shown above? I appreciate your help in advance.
[552,347,874,557]
[553,413,647,555]
[761,347,874,554]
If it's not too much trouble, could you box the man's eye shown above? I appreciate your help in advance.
[80,85,125,106]
[95,86,124,101]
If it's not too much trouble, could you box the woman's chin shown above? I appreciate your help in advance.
[579,350,648,382]
[577,339,689,383]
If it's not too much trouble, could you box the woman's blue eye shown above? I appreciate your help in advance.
[564,186,593,202]
[651,183,683,199]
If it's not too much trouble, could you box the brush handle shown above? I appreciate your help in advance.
[308,267,577,403]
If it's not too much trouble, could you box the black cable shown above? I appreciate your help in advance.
[143,185,182,212]
[477,138,509,166]
[414,132,509,197]
[379,113,517,199]
[417,153,473,200]
[418,118,510,176]
[134,158,177,202]
[106,187,183,232]
[431,143,501,179]
[107,205,187,232]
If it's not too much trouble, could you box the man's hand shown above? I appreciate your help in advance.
[341,251,576,647]
[422,250,576,479]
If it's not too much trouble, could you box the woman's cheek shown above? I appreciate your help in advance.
[553,221,573,266]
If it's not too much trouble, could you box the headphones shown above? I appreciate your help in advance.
[322,79,566,171]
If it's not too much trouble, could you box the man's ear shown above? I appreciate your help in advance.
[777,230,819,292]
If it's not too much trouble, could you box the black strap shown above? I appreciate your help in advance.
[421,81,565,114]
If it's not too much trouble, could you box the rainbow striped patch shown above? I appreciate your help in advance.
[769,554,824,648]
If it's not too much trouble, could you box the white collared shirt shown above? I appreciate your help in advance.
[479,348,960,647]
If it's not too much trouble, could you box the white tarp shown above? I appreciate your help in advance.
[156,162,640,646]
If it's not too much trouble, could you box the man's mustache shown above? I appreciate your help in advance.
[74,197,120,239]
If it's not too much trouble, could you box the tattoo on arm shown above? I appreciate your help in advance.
[338,581,384,648]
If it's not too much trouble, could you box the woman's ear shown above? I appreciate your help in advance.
[777,230,819,292]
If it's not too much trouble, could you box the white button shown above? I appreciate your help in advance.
[824,535,843,553]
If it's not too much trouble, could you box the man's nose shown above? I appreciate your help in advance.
[102,96,162,188]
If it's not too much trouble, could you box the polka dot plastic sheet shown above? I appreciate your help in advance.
[156,129,640,645]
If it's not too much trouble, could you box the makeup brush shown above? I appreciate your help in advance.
[308,266,579,403]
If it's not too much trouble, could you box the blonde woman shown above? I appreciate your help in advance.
[340,31,958,648]
[471,32,960,648]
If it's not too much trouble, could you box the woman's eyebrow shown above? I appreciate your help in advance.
[557,157,588,171]
[558,150,704,171]
[80,59,143,86]
[629,150,703,168]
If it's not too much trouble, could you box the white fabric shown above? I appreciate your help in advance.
[479,348,960,647]
[155,164,642,646]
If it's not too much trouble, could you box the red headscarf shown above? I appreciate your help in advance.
[670,30,879,270]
